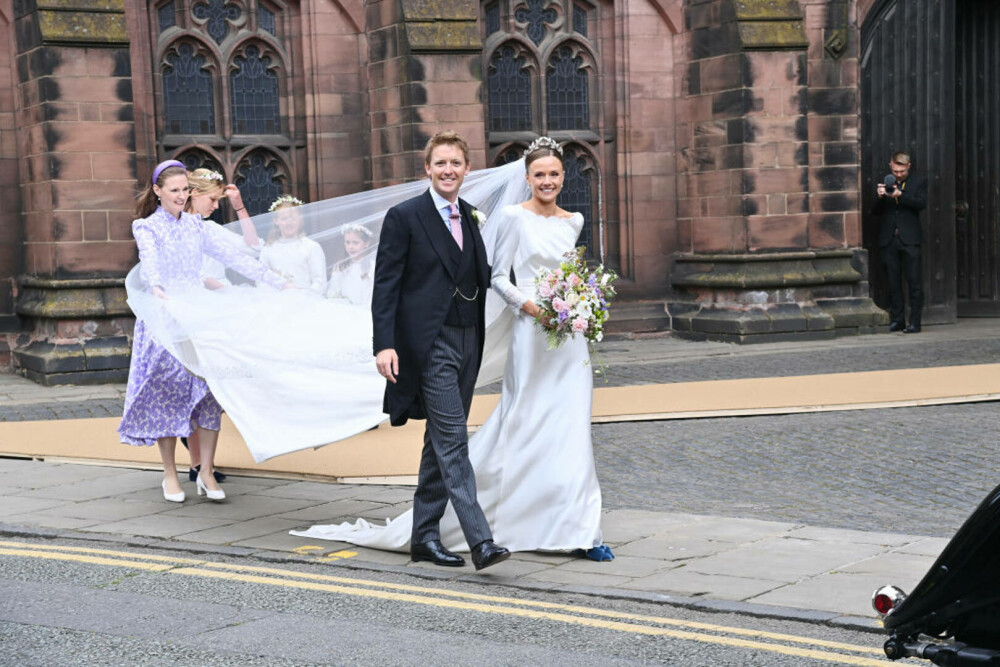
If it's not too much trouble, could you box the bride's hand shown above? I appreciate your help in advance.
[522,301,554,328]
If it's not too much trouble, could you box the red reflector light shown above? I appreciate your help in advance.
[873,594,895,614]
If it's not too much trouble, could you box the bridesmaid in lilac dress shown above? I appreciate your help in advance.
[118,160,288,503]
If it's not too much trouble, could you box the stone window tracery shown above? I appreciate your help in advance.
[192,0,242,44]
[514,0,557,46]
[152,0,296,215]
[483,0,610,259]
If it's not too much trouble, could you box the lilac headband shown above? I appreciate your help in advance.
[151,159,186,185]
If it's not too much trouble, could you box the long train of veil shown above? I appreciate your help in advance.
[125,160,531,462]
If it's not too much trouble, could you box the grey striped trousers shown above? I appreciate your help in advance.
[411,323,492,549]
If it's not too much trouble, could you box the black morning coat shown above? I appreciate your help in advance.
[872,172,928,247]
[370,190,492,426]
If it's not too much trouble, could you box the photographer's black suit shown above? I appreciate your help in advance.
[872,173,928,329]
[371,189,493,550]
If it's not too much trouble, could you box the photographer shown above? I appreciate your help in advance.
[873,151,928,333]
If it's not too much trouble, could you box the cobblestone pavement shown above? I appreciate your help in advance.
[594,402,1000,538]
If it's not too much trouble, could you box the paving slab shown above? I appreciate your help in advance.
[85,514,234,539]
[230,530,361,554]
[177,516,307,546]
[598,509,707,543]
[521,567,636,588]
[0,496,69,519]
[615,533,735,561]
[23,497,170,522]
[619,567,783,600]
[256,481,370,501]
[18,470,161,501]
[748,571,924,617]
[551,554,669,578]
[157,494,318,521]
[1,514,104,531]
[786,525,918,547]
[685,536,887,582]
[272,499,396,523]
[893,537,948,557]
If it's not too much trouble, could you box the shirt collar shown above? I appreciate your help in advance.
[429,187,458,213]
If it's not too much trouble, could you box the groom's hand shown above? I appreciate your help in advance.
[376,348,399,384]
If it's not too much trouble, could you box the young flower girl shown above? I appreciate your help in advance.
[258,195,327,294]
[326,223,375,306]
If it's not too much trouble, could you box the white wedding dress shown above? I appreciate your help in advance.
[292,204,604,553]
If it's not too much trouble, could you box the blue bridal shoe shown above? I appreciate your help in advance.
[573,544,615,562]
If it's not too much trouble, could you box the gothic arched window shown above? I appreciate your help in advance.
[558,147,596,250]
[163,42,215,135]
[236,149,285,216]
[546,45,588,130]
[152,0,298,214]
[484,0,613,262]
[231,44,280,134]
[488,46,533,132]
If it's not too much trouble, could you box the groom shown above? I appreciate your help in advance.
[371,131,510,571]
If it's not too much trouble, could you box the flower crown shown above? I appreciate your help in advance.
[268,195,304,212]
[342,223,374,239]
[524,136,563,157]
[203,170,224,181]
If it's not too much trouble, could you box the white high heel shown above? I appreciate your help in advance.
[196,473,226,501]
[161,479,185,503]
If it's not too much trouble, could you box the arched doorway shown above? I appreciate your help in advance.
[862,0,1000,322]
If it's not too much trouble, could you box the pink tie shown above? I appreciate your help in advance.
[449,203,464,250]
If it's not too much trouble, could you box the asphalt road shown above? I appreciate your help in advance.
[0,536,894,666]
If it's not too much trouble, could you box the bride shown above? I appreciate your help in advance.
[292,137,613,560]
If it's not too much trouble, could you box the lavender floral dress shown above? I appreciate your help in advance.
[118,207,285,446]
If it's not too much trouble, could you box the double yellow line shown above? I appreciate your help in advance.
[0,540,886,665]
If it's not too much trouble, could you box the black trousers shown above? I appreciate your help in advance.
[882,235,923,327]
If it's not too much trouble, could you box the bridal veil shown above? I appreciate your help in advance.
[125,160,531,461]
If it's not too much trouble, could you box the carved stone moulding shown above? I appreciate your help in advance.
[668,249,889,343]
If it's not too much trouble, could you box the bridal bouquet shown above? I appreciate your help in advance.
[534,247,618,349]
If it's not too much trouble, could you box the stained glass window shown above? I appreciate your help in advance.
[259,6,276,35]
[573,4,587,36]
[158,1,176,32]
[193,0,241,43]
[231,45,280,134]
[558,149,593,252]
[547,46,588,130]
[163,43,216,135]
[488,46,532,132]
[485,2,500,37]
[235,150,282,216]
[514,0,556,45]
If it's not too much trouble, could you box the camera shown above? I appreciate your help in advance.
[881,174,897,195]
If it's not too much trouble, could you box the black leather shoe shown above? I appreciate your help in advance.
[411,540,465,567]
[888,321,905,332]
[903,325,921,334]
[471,540,510,571]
